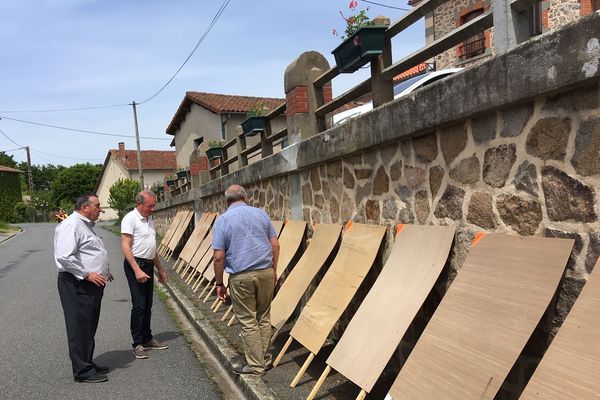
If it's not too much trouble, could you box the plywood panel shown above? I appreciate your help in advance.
[271,224,342,331]
[276,220,307,280]
[167,210,194,251]
[272,220,284,237]
[290,223,387,355]
[327,224,456,393]
[387,234,574,400]
[159,210,186,246]
[520,258,600,400]
[186,232,213,275]
[178,212,216,263]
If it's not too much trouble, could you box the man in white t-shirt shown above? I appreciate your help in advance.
[121,190,169,360]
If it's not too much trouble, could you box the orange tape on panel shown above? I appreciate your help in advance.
[472,232,486,247]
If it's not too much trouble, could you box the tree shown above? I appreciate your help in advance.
[51,163,102,206]
[108,179,140,220]
[17,162,66,192]
[0,151,18,168]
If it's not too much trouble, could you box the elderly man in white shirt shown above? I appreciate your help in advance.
[55,192,113,384]
[121,190,168,360]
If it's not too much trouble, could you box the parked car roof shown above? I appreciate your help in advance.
[332,68,463,127]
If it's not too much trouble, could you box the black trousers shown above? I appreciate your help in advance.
[57,272,104,380]
[124,258,154,347]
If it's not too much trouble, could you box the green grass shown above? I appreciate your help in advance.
[0,221,20,234]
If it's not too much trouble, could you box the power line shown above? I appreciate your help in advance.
[137,0,231,105]
[0,126,24,148]
[362,0,411,11]
[2,147,24,153]
[0,103,132,114]
[0,0,231,112]
[0,115,170,141]
[30,147,105,162]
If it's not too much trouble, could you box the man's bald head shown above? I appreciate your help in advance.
[224,185,247,204]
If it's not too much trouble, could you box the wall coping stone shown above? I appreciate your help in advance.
[155,189,196,211]
[197,12,600,200]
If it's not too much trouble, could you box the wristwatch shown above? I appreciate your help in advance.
[215,282,225,287]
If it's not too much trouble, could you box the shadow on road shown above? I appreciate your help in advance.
[94,350,136,371]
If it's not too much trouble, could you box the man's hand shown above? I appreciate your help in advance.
[157,269,168,284]
[86,272,107,287]
[216,285,228,301]
[135,268,151,283]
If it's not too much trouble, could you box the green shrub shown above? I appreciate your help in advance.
[0,173,22,222]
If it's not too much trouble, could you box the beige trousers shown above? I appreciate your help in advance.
[229,267,275,373]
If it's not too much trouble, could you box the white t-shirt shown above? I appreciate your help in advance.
[121,208,157,259]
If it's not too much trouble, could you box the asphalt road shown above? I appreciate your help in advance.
[0,223,222,400]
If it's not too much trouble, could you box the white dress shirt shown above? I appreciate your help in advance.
[54,212,109,280]
[121,208,157,259]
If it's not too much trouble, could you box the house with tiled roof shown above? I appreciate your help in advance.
[412,0,599,70]
[94,142,176,220]
[166,91,286,169]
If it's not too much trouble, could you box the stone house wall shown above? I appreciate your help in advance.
[433,0,587,70]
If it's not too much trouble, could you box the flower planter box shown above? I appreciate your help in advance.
[166,179,176,187]
[332,26,387,73]
[205,147,223,161]
[241,116,268,137]
[176,170,188,179]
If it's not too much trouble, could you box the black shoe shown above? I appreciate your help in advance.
[75,373,108,383]
[94,365,111,374]
[233,364,265,376]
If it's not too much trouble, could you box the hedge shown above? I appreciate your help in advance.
[0,172,22,222]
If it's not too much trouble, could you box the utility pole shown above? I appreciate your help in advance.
[131,101,145,189]
[25,145,33,192]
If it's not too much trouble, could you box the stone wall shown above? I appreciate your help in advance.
[157,14,600,398]
[201,175,292,222]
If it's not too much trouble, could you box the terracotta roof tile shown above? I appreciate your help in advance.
[393,63,431,82]
[166,91,285,135]
[0,165,23,173]
[109,149,177,171]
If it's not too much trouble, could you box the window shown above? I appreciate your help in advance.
[459,10,486,59]
[531,0,543,36]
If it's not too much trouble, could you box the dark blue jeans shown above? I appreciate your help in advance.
[124,258,154,347]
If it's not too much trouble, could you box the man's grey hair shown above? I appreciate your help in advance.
[75,192,97,210]
[136,190,157,205]
[224,185,247,203]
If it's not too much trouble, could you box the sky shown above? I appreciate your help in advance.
[0,0,424,167]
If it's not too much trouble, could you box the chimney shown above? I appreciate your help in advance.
[117,142,127,160]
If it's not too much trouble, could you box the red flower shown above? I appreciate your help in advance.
[349,0,358,9]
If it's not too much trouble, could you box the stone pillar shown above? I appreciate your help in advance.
[188,144,210,187]
[284,51,331,144]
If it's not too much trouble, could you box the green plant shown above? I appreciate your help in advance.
[108,178,140,221]
[0,172,22,222]
[333,0,374,40]
[245,102,267,118]
[13,202,35,223]
[207,140,224,148]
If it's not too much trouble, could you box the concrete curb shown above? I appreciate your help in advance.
[163,280,278,400]
[0,229,22,244]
